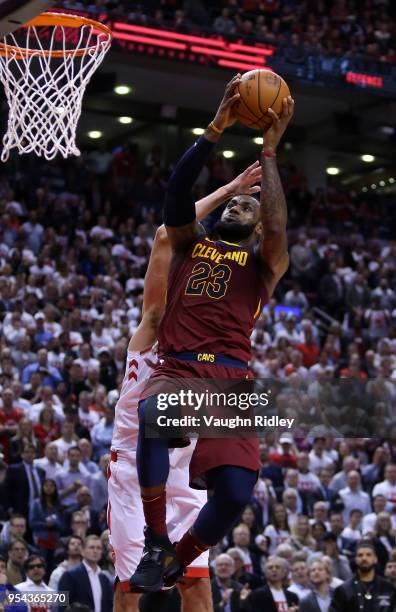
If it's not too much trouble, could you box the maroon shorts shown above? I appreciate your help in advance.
[145,356,261,489]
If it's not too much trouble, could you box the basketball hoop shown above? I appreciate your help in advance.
[0,12,112,161]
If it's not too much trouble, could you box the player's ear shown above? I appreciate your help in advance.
[254,222,262,238]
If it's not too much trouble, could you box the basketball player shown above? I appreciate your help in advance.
[130,74,294,592]
[107,162,262,612]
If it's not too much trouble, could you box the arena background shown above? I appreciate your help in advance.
[0,0,395,610]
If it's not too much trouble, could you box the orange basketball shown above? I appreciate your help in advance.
[234,69,291,130]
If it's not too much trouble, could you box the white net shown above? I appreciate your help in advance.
[0,13,112,161]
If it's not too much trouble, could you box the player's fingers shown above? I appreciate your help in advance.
[226,74,242,91]
[249,186,261,194]
[244,160,260,173]
[267,108,280,122]
[250,170,262,183]
[281,97,289,116]
[225,92,241,107]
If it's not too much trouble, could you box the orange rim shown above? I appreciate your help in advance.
[0,12,113,59]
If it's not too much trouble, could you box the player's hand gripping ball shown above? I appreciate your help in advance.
[234,69,291,130]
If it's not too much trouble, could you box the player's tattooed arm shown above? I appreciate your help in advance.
[258,96,294,295]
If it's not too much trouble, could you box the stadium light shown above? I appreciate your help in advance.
[361,154,375,163]
[371,183,377,189]
[326,167,340,175]
[192,128,205,135]
[88,131,103,139]
[253,137,263,145]
[379,180,386,187]
[362,187,368,192]
[222,150,235,159]
[389,178,395,184]
[118,116,133,124]
[114,85,131,95]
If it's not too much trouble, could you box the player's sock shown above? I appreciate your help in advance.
[141,490,167,536]
[175,529,210,568]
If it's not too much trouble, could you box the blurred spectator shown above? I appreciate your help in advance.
[15,555,53,597]
[6,538,28,586]
[64,486,100,536]
[22,349,62,391]
[287,556,311,600]
[322,533,352,582]
[330,542,396,611]
[300,559,333,612]
[240,556,298,610]
[55,447,91,508]
[34,442,62,480]
[5,443,45,520]
[264,504,290,555]
[58,535,113,611]
[29,479,63,570]
[49,535,82,591]
[53,420,79,463]
[0,555,28,612]
[211,553,243,611]
[10,418,39,464]
[339,471,371,524]
[90,405,114,460]
[90,454,109,514]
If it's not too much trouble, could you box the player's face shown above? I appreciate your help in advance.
[221,196,260,227]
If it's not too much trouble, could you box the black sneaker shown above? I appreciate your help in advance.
[129,527,181,593]
[162,560,184,590]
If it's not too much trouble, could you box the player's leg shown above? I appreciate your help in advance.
[131,395,180,592]
[114,580,140,612]
[178,576,213,612]
[136,395,170,536]
[107,453,145,611]
[167,447,213,612]
[175,465,257,569]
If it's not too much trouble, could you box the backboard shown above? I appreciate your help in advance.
[0,0,53,36]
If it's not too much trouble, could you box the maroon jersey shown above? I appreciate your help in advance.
[158,235,267,363]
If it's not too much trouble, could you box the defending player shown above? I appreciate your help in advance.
[130,75,294,592]
[107,163,262,612]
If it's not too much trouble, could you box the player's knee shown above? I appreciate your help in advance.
[220,485,252,512]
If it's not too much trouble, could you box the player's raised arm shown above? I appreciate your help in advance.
[164,74,242,251]
[258,95,294,296]
[195,161,261,221]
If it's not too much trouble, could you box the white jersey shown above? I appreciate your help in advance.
[108,348,209,582]
[111,349,157,451]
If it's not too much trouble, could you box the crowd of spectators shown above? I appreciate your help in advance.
[0,133,395,611]
[62,0,396,66]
